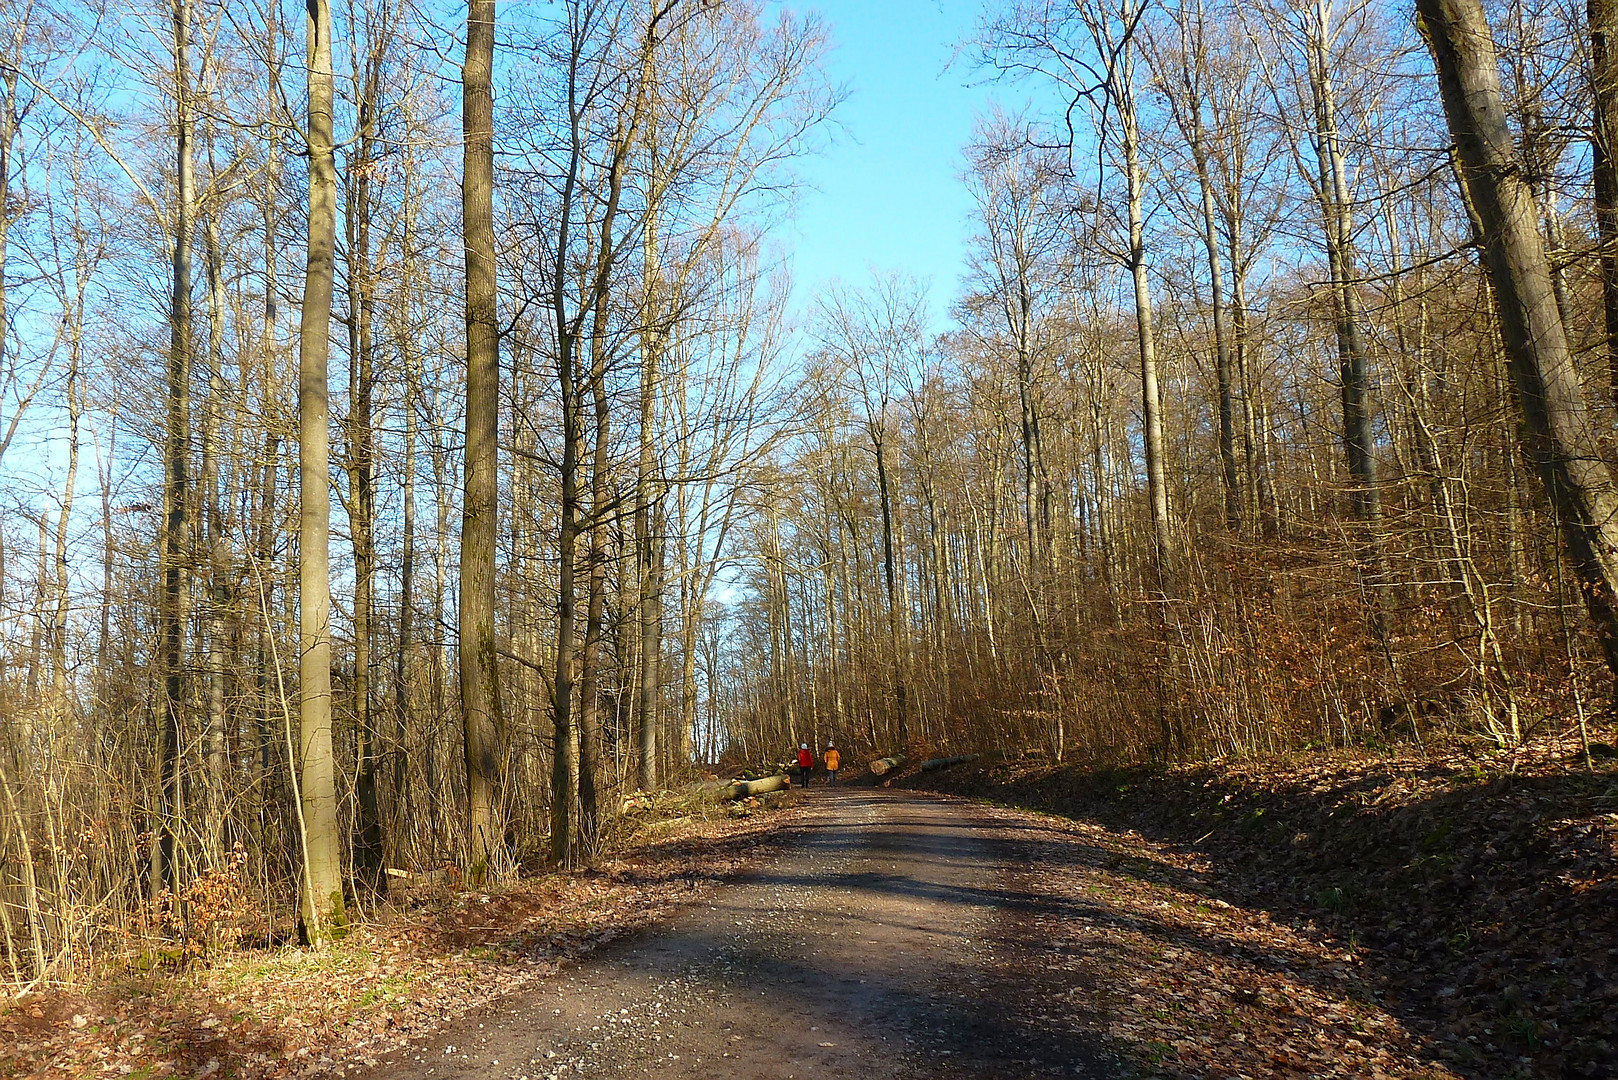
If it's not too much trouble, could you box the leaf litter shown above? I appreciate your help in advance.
[0,798,802,1080]
[909,727,1618,1079]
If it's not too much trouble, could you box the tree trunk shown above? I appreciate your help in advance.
[574,237,622,852]
[1419,0,1618,679]
[297,0,347,943]
[1307,0,1381,528]
[200,194,229,869]
[872,432,909,746]
[1593,0,1618,403]
[550,365,580,867]
[718,774,788,800]
[636,290,663,791]
[636,14,664,789]
[254,107,283,844]
[1122,70,1175,586]
[575,402,609,854]
[345,79,381,882]
[392,259,418,867]
[160,0,196,900]
[460,0,503,884]
[1164,12,1241,531]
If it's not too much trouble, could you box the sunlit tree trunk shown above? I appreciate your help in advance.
[1120,42,1175,586]
[344,39,384,879]
[200,183,229,868]
[575,362,611,853]
[159,0,196,900]
[1305,0,1380,528]
[1420,0,1618,680]
[460,0,503,883]
[297,0,347,943]
[636,261,663,790]
[392,186,421,865]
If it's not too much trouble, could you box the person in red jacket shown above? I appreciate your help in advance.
[796,743,814,787]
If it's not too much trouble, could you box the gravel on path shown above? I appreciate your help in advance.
[353,789,1117,1080]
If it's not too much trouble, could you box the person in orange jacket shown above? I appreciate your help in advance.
[824,743,841,786]
[796,743,814,788]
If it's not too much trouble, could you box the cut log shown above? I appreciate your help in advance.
[919,754,979,772]
[717,773,789,801]
[868,755,906,776]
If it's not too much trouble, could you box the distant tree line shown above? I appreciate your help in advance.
[719,0,1618,774]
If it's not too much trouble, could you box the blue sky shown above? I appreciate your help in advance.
[781,0,1000,330]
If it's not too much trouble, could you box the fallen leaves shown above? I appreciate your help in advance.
[915,728,1618,1079]
[0,801,800,1080]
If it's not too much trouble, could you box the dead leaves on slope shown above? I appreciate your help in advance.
[921,730,1618,1079]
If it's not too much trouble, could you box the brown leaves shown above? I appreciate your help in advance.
[0,803,798,1080]
[976,800,1459,1079]
[916,730,1618,1078]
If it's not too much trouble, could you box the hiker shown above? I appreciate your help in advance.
[796,743,814,787]
[824,743,841,786]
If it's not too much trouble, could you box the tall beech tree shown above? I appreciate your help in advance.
[460,0,502,883]
[1419,0,1618,680]
[297,0,346,942]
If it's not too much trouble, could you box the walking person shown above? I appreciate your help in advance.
[824,743,840,786]
[796,743,815,788]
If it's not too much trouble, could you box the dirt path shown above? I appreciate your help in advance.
[354,790,1116,1080]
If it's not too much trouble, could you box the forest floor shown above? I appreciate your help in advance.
[902,727,1618,1079]
[0,794,797,1080]
[3,731,1612,1080]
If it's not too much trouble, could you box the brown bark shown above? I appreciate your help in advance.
[1305,0,1381,528]
[1593,0,1618,402]
[392,203,419,865]
[1419,0,1618,679]
[636,6,665,791]
[344,38,383,880]
[160,0,196,900]
[636,256,663,791]
[1125,97,1175,585]
[297,0,347,943]
[200,185,229,868]
[460,0,503,884]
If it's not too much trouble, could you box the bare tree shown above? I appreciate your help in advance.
[461,0,503,884]
[1419,0,1618,680]
[296,0,346,942]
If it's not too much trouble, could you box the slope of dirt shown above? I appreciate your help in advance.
[903,733,1618,1079]
[0,803,795,1080]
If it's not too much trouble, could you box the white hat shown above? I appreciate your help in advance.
[800,743,808,749]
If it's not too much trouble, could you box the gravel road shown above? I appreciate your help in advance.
[357,789,1119,1080]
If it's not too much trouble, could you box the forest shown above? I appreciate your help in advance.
[1,0,1615,997]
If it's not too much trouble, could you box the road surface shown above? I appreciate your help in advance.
[358,789,1117,1079]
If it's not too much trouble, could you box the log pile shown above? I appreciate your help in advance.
[717,773,790,801]
[868,755,906,776]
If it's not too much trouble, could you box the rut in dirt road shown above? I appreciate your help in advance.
[357,790,1117,1080]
